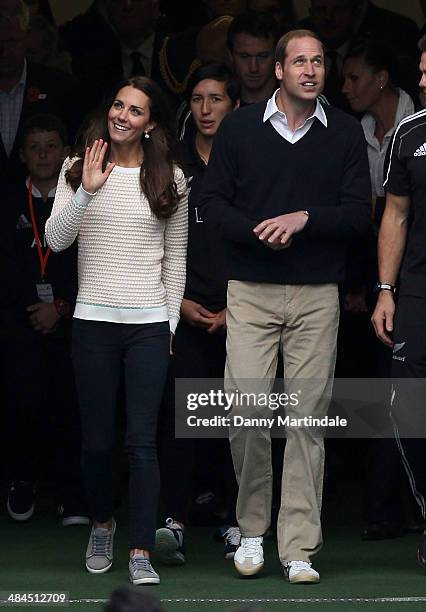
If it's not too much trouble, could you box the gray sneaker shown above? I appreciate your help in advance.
[129,555,160,585]
[85,519,116,574]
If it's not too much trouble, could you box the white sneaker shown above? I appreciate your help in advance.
[234,536,264,576]
[284,560,320,584]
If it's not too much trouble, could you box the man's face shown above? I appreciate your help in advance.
[276,36,325,105]
[309,0,356,47]
[0,20,26,78]
[20,130,69,182]
[106,0,160,37]
[190,78,236,137]
[231,33,275,95]
[419,52,426,104]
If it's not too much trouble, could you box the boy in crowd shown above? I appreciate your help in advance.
[0,114,87,525]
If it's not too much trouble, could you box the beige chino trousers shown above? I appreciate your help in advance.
[225,281,339,563]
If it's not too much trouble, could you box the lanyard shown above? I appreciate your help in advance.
[28,178,51,280]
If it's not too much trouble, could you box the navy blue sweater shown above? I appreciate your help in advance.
[198,102,371,285]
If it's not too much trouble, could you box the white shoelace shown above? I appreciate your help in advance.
[288,560,312,571]
[241,536,263,556]
[225,527,241,546]
[165,517,183,530]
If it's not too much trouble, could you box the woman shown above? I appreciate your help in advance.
[342,40,415,540]
[342,39,415,224]
[45,77,188,585]
[157,63,240,565]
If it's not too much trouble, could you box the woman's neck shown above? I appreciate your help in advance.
[110,143,144,167]
[370,88,399,145]
[195,132,213,165]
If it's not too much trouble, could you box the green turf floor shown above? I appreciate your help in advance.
[1,484,426,612]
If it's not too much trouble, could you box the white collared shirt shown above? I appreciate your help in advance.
[361,88,414,197]
[122,33,155,78]
[263,88,328,144]
[25,176,57,200]
[0,61,27,157]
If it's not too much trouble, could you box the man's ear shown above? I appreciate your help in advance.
[275,61,283,81]
[233,98,241,110]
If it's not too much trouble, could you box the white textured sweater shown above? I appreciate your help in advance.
[45,158,188,333]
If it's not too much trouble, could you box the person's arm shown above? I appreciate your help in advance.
[252,121,371,247]
[371,192,410,347]
[46,141,114,252]
[45,158,91,252]
[162,168,189,335]
[197,118,260,246]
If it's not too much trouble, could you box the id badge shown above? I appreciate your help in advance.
[36,282,54,303]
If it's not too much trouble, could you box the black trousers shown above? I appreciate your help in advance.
[158,320,238,525]
[391,295,426,520]
[72,318,169,550]
[4,319,85,509]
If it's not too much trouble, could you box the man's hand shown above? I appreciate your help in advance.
[181,298,216,329]
[207,308,227,335]
[253,211,308,248]
[27,303,60,334]
[371,292,395,347]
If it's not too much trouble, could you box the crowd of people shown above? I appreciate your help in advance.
[1,0,426,588]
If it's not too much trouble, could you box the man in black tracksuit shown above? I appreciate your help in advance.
[0,114,87,525]
[372,35,426,570]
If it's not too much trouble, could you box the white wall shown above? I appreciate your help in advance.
[50,0,424,26]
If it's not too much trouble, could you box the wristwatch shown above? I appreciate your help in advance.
[54,298,71,318]
[374,282,396,294]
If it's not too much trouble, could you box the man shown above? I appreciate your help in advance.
[0,0,80,186]
[60,0,172,110]
[371,35,426,569]
[227,10,280,105]
[199,29,371,583]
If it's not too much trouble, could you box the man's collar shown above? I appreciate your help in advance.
[263,88,328,127]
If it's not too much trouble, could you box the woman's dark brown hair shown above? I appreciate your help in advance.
[66,77,181,219]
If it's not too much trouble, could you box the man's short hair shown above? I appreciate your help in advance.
[227,10,281,53]
[418,34,426,54]
[0,0,29,30]
[186,62,241,106]
[275,29,323,65]
[20,113,68,147]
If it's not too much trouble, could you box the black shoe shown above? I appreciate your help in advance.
[362,522,402,541]
[224,526,241,560]
[7,481,35,521]
[155,518,185,565]
[417,533,426,568]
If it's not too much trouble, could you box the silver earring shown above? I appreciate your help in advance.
[144,131,151,139]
